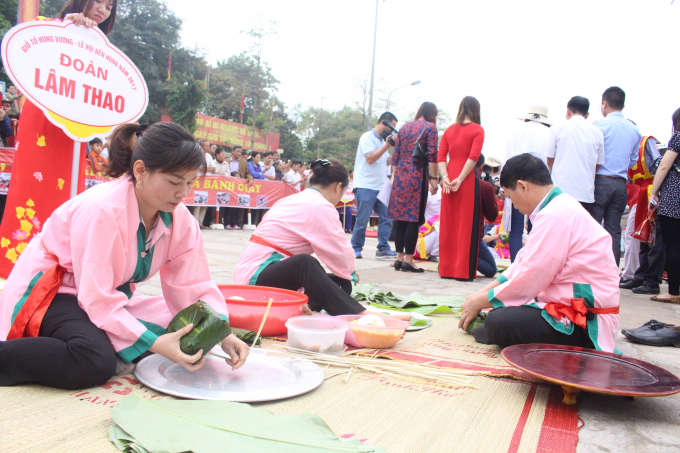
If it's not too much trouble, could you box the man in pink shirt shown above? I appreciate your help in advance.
[458,154,620,353]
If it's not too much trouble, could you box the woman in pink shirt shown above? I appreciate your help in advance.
[0,122,249,389]
[234,160,369,315]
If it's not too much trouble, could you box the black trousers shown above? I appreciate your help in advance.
[580,201,595,216]
[255,254,365,315]
[202,207,217,227]
[0,294,117,389]
[632,222,665,288]
[0,194,6,225]
[251,209,266,226]
[393,220,420,255]
[222,207,244,228]
[659,215,680,296]
[591,177,628,265]
[484,306,595,350]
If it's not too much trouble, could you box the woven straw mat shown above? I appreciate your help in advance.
[0,317,579,453]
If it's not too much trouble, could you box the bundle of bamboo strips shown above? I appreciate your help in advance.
[267,345,477,389]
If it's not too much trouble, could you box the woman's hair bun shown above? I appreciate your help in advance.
[309,159,349,189]
[311,160,330,177]
[106,122,206,180]
[136,123,150,137]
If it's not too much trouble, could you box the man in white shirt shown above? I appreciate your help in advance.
[200,140,217,175]
[262,151,276,180]
[504,105,553,262]
[213,148,230,175]
[286,159,305,189]
[506,106,552,163]
[351,112,398,260]
[547,96,605,213]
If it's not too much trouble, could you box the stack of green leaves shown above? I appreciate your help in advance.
[109,393,388,453]
[352,284,464,315]
[166,301,232,357]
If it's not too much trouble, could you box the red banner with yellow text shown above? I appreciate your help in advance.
[193,114,280,152]
[2,152,298,209]
[183,175,297,209]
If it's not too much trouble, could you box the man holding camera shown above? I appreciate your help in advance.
[351,112,399,260]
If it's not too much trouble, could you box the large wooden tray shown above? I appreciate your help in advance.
[501,344,680,405]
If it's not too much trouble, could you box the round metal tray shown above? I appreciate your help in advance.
[134,350,324,402]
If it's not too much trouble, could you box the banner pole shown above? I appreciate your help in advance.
[70,141,80,198]
[343,202,347,231]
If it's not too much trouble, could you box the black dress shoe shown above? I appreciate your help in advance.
[632,284,661,295]
[401,262,425,273]
[623,324,680,347]
[620,279,643,290]
[394,260,402,271]
[622,320,675,336]
[427,255,439,262]
[619,278,632,285]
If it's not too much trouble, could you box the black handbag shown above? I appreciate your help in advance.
[411,126,429,163]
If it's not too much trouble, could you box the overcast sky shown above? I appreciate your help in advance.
[163,0,679,159]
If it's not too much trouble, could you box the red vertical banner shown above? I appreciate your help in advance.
[18,1,40,25]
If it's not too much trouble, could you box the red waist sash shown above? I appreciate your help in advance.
[544,298,619,329]
[249,235,293,258]
[7,242,66,340]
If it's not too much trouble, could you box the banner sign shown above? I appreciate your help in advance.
[183,175,298,209]
[1,150,298,208]
[194,114,280,152]
[1,20,148,141]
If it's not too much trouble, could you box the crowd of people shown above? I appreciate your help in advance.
[189,140,322,229]
[0,85,22,148]
[350,89,679,308]
[348,89,679,351]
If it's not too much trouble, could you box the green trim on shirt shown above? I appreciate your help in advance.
[488,289,505,309]
[116,220,158,299]
[574,283,605,351]
[219,313,230,323]
[249,252,285,285]
[118,329,158,363]
[351,271,358,283]
[159,211,172,228]
[538,187,563,212]
[541,310,575,335]
[496,274,508,284]
[137,319,166,337]
[10,271,44,326]
[309,187,322,195]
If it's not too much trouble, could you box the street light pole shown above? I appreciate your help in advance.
[386,80,421,110]
[366,0,379,131]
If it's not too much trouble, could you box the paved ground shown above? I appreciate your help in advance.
[138,228,680,453]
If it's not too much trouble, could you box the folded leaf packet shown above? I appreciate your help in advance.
[166,301,232,357]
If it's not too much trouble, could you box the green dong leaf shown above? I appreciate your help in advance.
[166,301,232,357]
